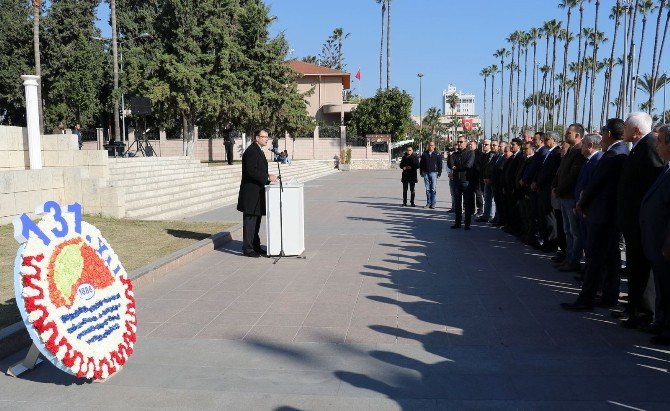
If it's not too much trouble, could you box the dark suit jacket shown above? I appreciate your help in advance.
[504,151,524,193]
[420,151,443,175]
[492,154,507,189]
[574,151,603,200]
[616,133,665,234]
[399,154,420,183]
[523,145,548,185]
[515,156,533,199]
[553,143,586,199]
[640,164,670,265]
[535,146,561,192]
[578,141,629,225]
[482,151,497,180]
[237,143,269,216]
[451,149,475,183]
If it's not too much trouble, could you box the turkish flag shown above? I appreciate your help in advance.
[355,69,361,80]
[462,118,474,131]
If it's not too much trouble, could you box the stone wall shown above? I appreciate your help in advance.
[348,159,393,170]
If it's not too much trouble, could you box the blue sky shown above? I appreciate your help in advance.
[97,1,667,131]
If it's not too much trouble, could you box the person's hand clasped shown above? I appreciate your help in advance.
[269,174,280,183]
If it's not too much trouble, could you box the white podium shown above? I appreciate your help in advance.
[265,179,305,256]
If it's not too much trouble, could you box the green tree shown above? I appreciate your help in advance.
[319,28,349,70]
[42,0,106,131]
[348,87,412,141]
[422,106,446,140]
[0,0,33,125]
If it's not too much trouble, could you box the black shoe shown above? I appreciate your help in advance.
[429,205,436,209]
[254,246,267,255]
[640,322,664,335]
[401,203,407,207]
[243,250,261,258]
[446,208,454,213]
[650,334,670,346]
[620,316,651,330]
[451,224,462,229]
[560,301,594,311]
[410,203,416,207]
[475,216,489,223]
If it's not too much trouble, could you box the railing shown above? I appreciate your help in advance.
[319,125,341,139]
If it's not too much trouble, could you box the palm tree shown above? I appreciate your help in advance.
[653,3,670,108]
[650,0,668,112]
[605,2,625,120]
[539,64,551,129]
[520,32,531,128]
[480,67,491,136]
[494,48,510,136]
[507,31,522,136]
[601,57,614,123]
[632,0,658,111]
[559,0,580,125]
[32,0,43,132]
[489,64,499,136]
[588,0,602,130]
[637,73,670,113]
[506,61,519,134]
[558,29,574,127]
[574,0,586,120]
[375,0,386,91]
[577,26,594,121]
[626,0,640,113]
[423,107,446,140]
[529,27,542,130]
[386,0,392,89]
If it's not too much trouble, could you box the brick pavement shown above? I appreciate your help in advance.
[2,170,670,410]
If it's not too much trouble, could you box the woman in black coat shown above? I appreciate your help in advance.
[237,130,279,257]
[399,146,420,206]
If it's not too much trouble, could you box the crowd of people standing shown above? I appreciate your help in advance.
[399,112,670,345]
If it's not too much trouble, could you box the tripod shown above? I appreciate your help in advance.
[124,117,157,157]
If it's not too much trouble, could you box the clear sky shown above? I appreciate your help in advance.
[97,1,667,132]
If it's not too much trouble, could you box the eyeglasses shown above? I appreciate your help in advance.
[483,143,490,146]
[457,140,466,143]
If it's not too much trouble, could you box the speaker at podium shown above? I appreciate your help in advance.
[265,178,305,257]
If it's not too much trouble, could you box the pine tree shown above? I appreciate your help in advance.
[0,0,33,125]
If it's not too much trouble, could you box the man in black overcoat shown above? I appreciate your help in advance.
[237,129,279,257]
[399,146,420,206]
[223,122,237,165]
[616,113,666,328]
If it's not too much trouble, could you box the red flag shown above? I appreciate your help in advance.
[462,118,474,131]
[355,68,361,80]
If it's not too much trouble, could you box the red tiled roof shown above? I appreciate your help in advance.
[287,60,351,89]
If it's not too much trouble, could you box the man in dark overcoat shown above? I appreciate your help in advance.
[399,146,420,206]
[237,129,279,257]
[223,122,237,165]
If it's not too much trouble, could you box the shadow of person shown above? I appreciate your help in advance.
[165,229,212,241]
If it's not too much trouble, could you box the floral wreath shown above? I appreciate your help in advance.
[14,202,136,380]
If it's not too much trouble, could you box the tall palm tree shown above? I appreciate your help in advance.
[507,31,522,136]
[574,0,586,120]
[515,31,525,130]
[650,0,668,112]
[626,0,640,114]
[588,0,602,130]
[559,0,580,125]
[578,26,594,121]
[423,107,446,140]
[558,29,574,128]
[494,48,510,136]
[618,2,633,117]
[632,0,658,111]
[654,3,670,105]
[375,0,386,91]
[446,94,460,141]
[540,64,551,129]
[637,73,670,113]
[601,57,613,123]
[547,19,563,127]
[480,67,491,136]
[489,64,499,136]
[386,0,392,89]
[521,32,531,128]
[606,1,625,120]
[529,27,542,130]
[32,0,43,132]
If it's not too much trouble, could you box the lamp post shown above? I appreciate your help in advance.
[418,73,424,152]
[93,33,150,144]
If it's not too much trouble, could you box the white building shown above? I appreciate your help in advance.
[442,84,476,116]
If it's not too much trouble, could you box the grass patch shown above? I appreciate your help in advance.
[0,216,235,329]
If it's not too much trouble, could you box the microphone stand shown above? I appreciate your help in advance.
[273,162,286,263]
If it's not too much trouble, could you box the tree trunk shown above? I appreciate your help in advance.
[515,45,521,131]
[491,73,495,136]
[386,0,391,89]
[562,8,572,129]
[649,0,667,113]
[626,0,639,114]
[523,46,529,128]
[183,114,194,157]
[574,5,584,120]
[500,60,505,138]
[633,11,649,111]
[379,2,385,91]
[32,1,44,133]
[606,1,621,120]
[111,0,121,142]
[550,34,558,128]
[589,1,600,130]
[508,44,515,138]
[532,42,538,131]
[483,77,488,137]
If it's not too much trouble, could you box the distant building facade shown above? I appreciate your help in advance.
[442,84,475,116]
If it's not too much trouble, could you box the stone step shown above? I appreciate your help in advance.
[127,168,337,220]
[123,166,335,207]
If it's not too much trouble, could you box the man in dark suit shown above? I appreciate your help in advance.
[521,132,547,247]
[469,141,484,217]
[223,122,237,165]
[532,131,562,252]
[237,129,280,257]
[503,138,524,234]
[491,142,510,226]
[639,125,670,344]
[617,112,666,328]
[450,137,476,229]
[477,139,497,222]
[562,118,629,311]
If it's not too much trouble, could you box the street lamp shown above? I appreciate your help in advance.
[417,73,424,130]
[93,33,150,144]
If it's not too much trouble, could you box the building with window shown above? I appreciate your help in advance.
[442,84,476,116]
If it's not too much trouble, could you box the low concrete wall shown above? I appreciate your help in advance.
[348,159,393,170]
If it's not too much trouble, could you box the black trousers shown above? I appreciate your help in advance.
[579,222,621,305]
[538,190,557,245]
[225,143,234,165]
[652,261,670,334]
[402,181,416,205]
[492,184,505,223]
[555,208,566,253]
[623,228,653,316]
[242,213,262,253]
[453,180,474,226]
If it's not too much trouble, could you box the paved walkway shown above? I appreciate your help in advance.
[2,171,670,410]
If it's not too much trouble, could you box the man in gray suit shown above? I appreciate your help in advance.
[640,125,670,345]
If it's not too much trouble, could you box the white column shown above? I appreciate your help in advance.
[22,75,42,170]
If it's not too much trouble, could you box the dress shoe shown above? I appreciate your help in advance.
[410,203,416,207]
[558,263,581,273]
[620,316,652,330]
[475,216,489,223]
[243,250,261,258]
[401,203,407,207]
[446,208,455,213]
[464,226,471,231]
[650,334,670,346]
[560,301,594,312]
[451,224,462,229]
[640,322,664,335]
[254,246,267,255]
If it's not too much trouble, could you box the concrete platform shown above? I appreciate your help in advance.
[2,170,670,410]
